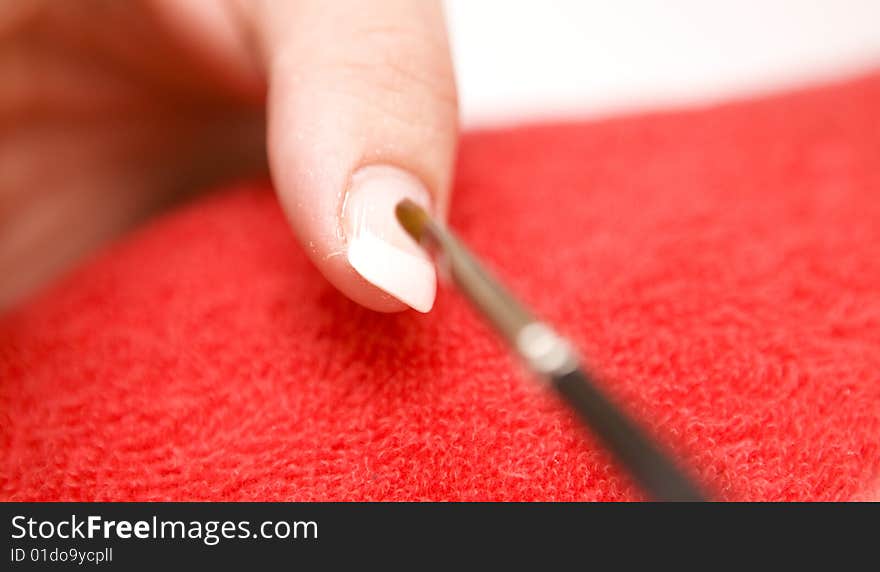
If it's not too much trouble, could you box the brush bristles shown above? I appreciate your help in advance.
[395,199,430,243]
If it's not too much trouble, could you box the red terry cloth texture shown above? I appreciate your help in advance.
[2,74,880,502]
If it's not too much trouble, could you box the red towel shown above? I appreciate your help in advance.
[2,74,879,501]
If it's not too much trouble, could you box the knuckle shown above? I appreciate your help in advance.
[313,23,458,127]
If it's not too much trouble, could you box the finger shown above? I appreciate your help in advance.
[245,0,458,313]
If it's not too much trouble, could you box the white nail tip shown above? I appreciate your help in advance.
[347,233,436,313]
[343,165,437,313]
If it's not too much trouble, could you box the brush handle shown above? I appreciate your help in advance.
[552,368,707,501]
[396,199,706,501]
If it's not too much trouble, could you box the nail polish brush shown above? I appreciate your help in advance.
[395,199,707,501]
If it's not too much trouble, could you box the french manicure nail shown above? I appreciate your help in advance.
[342,165,437,313]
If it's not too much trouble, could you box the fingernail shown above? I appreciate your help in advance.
[342,165,437,313]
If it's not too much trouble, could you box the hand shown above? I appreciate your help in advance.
[0,0,458,312]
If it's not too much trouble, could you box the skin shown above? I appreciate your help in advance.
[0,0,458,311]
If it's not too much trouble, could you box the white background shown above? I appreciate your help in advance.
[444,0,880,127]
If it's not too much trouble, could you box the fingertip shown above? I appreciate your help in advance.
[254,0,455,313]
